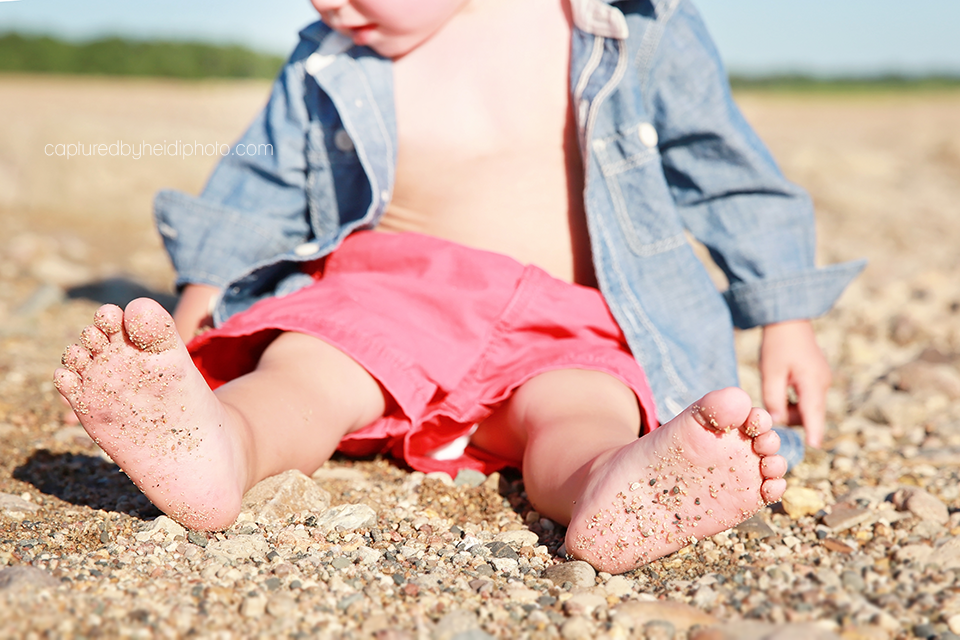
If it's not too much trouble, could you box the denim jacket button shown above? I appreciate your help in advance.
[294,241,321,257]
[333,129,354,152]
[638,122,659,148]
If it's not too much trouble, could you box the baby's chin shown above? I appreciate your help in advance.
[345,29,433,59]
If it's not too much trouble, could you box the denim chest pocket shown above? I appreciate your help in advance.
[303,92,371,235]
[592,122,687,257]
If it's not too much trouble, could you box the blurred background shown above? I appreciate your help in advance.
[3,0,959,76]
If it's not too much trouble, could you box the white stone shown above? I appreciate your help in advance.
[493,530,539,548]
[315,503,377,533]
[206,535,270,564]
[948,614,960,635]
[781,486,825,519]
[603,575,635,598]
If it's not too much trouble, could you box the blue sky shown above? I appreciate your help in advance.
[2,0,959,76]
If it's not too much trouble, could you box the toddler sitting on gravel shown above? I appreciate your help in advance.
[55,0,862,574]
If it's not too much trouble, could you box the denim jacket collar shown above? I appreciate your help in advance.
[570,0,629,39]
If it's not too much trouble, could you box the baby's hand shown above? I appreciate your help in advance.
[759,320,831,448]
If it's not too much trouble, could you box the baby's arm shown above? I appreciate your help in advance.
[759,320,831,448]
[154,32,324,325]
[643,1,864,431]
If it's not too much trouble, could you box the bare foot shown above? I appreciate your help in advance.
[54,298,245,530]
[565,388,787,574]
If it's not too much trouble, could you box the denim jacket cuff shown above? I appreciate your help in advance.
[155,189,298,292]
[723,259,867,329]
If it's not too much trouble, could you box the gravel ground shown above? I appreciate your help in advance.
[1,77,959,639]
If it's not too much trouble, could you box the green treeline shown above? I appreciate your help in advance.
[0,33,286,79]
[2,32,959,89]
[730,73,960,92]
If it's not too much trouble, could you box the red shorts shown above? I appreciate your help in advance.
[188,231,658,475]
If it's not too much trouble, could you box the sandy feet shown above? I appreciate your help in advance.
[566,388,787,574]
[54,298,244,530]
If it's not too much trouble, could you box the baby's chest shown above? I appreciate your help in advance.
[390,25,572,166]
[395,74,568,164]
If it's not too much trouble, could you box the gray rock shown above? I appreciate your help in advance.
[489,557,519,574]
[912,519,946,540]
[822,505,871,531]
[933,537,960,570]
[692,585,718,608]
[841,569,865,592]
[356,545,381,565]
[135,515,185,541]
[432,609,481,640]
[560,617,594,640]
[315,503,377,533]
[453,469,487,488]
[735,514,776,538]
[602,575,635,598]
[484,541,518,560]
[892,487,949,524]
[187,531,209,548]
[206,534,270,563]
[493,529,539,548]
[642,620,676,640]
[563,591,608,617]
[815,567,841,589]
[890,359,960,399]
[0,492,41,516]
[543,561,596,588]
[0,566,58,591]
[241,469,331,525]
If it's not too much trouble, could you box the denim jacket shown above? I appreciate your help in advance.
[155,0,864,421]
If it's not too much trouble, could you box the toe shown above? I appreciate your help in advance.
[753,430,781,456]
[80,325,110,355]
[742,407,773,438]
[61,344,93,374]
[94,304,124,340]
[53,368,81,400]
[124,298,180,353]
[760,454,788,479]
[690,387,753,434]
[760,477,787,504]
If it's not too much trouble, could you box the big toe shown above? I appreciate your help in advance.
[123,298,180,353]
[690,387,754,434]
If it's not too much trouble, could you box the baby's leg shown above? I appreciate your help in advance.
[55,298,386,530]
[475,370,786,574]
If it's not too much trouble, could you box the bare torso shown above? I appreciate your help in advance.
[378,0,596,287]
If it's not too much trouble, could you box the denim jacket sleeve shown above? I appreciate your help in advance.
[645,0,864,329]
[153,38,319,292]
